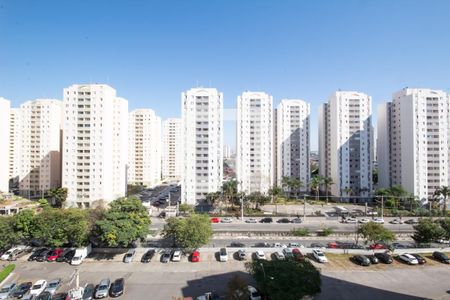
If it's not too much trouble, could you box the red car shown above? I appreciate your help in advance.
[47,248,63,261]
[327,242,339,249]
[292,248,305,261]
[369,243,387,250]
[210,217,220,223]
[191,250,200,262]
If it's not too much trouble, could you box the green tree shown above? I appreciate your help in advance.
[412,218,446,244]
[246,259,321,300]
[322,177,334,204]
[439,218,450,240]
[12,209,35,241]
[290,178,303,199]
[38,198,50,209]
[162,213,212,250]
[281,176,292,199]
[434,186,450,215]
[357,222,396,245]
[226,274,250,300]
[268,185,282,203]
[222,180,238,209]
[309,176,322,201]
[0,216,18,250]
[95,197,151,247]
[178,203,194,215]
[47,187,68,208]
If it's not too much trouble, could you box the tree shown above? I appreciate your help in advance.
[247,192,270,209]
[309,176,322,201]
[322,177,334,204]
[162,213,212,250]
[357,222,396,245]
[412,218,446,244]
[95,197,151,247]
[246,259,321,300]
[290,178,303,199]
[434,186,450,215]
[439,218,450,240]
[38,198,50,209]
[281,176,291,199]
[268,186,282,203]
[178,203,194,215]
[226,275,250,300]
[222,180,238,209]
[12,209,35,241]
[0,216,18,250]
[48,187,68,208]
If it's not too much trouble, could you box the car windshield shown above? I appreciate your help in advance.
[0,287,10,292]
[32,284,42,289]
[252,291,261,297]
[99,285,108,290]
[317,252,324,256]
[48,282,58,288]
[125,253,132,257]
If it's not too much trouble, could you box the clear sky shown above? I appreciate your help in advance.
[1,0,450,150]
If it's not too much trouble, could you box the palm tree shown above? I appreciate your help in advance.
[48,187,68,208]
[290,178,304,199]
[343,187,353,203]
[268,185,282,203]
[222,180,238,209]
[322,177,334,204]
[309,176,322,201]
[434,186,450,215]
[281,176,292,199]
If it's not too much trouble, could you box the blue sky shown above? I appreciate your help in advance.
[1,0,450,150]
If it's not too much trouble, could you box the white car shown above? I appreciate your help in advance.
[389,218,404,224]
[1,247,19,260]
[248,286,262,300]
[344,218,357,224]
[373,218,385,224]
[245,218,257,223]
[274,251,285,260]
[312,249,328,263]
[221,217,233,223]
[254,251,266,260]
[30,280,47,296]
[273,243,282,248]
[367,211,378,216]
[219,248,228,262]
[398,253,419,265]
[358,218,370,224]
[172,250,182,262]
[288,242,300,247]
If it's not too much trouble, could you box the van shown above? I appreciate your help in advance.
[71,244,92,265]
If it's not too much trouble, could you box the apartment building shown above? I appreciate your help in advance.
[0,98,10,193]
[277,99,310,191]
[9,108,21,189]
[162,118,183,181]
[319,91,373,197]
[377,88,450,200]
[62,84,128,208]
[181,88,223,205]
[236,92,273,194]
[18,99,62,198]
[128,109,161,187]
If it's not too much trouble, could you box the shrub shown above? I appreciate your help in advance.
[0,264,15,283]
[318,227,334,236]
[290,228,310,237]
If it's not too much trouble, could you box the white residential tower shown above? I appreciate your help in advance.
[0,98,10,193]
[162,118,183,181]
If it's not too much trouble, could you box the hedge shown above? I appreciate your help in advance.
[0,264,15,283]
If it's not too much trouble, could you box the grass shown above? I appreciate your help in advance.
[0,264,15,284]
[290,228,310,237]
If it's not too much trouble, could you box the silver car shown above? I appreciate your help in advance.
[94,278,110,299]
[123,249,136,263]
[0,283,17,300]
[44,278,61,295]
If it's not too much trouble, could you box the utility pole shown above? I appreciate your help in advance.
[381,196,384,219]
[303,195,306,221]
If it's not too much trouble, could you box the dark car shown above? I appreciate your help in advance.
[404,219,419,225]
[36,291,52,300]
[351,255,371,266]
[28,248,48,261]
[12,282,32,298]
[109,278,125,297]
[52,293,68,300]
[433,251,450,263]
[161,251,171,263]
[410,253,426,264]
[229,242,245,248]
[374,252,393,264]
[55,248,73,262]
[366,255,379,264]
[310,243,326,248]
[254,242,271,248]
[35,249,52,262]
[141,249,155,263]
[57,249,75,263]
[259,217,273,223]
[277,218,290,223]
[82,283,95,300]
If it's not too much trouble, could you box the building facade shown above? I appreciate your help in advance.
[162,118,183,181]
[0,98,10,193]
[18,99,62,198]
[236,92,273,194]
[277,99,310,191]
[62,84,128,208]
[377,88,450,200]
[181,88,223,205]
[319,91,373,197]
[128,109,161,187]
[9,108,21,189]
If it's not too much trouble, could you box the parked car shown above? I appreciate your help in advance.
[12,282,32,299]
[273,251,285,260]
[282,248,294,259]
[245,218,258,223]
[44,278,61,295]
[1,247,23,260]
[389,218,404,224]
[141,249,155,263]
[47,249,63,262]
[172,250,182,262]
[436,239,450,244]
[259,217,273,223]
[277,218,290,223]
[221,217,233,223]
[433,251,450,263]
[366,255,379,264]
[28,248,48,261]
[29,280,47,296]
[191,250,200,262]
[6,248,27,261]
[254,242,271,248]
[236,250,247,261]
[310,243,326,248]
[21,294,35,300]
[254,251,266,260]
[71,244,92,265]
[160,251,171,263]
[312,249,328,263]
[0,283,17,300]
[123,249,136,263]
[52,293,67,300]
[375,252,393,264]
[109,278,125,297]
[35,249,52,262]
[369,243,387,250]
[210,217,220,223]
[344,217,357,224]
[36,292,52,300]
[247,285,262,300]
[56,248,74,262]
[398,253,419,265]
[288,242,301,248]
[291,218,302,223]
[404,219,419,225]
[230,242,246,248]
[219,248,228,262]
[82,284,95,300]
[410,253,426,264]
[358,218,370,224]
[390,242,408,249]
[292,248,305,261]
[351,255,371,266]
[373,218,385,224]
[95,279,111,299]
